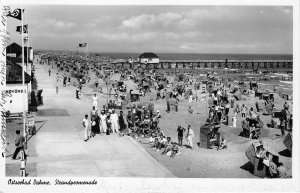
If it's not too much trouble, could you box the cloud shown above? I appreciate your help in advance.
[88,31,158,42]
[31,18,76,31]
[45,18,75,30]
[184,7,232,20]
[23,5,292,54]
[184,31,212,38]
[180,44,193,50]
[84,17,112,28]
[156,12,182,26]
[163,32,180,39]
[131,32,157,41]
[120,7,236,30]
[121,14,155,29]
[120,12,182,29]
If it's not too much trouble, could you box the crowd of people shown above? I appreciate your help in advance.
[35,54,293,178]
[81,91,197,158]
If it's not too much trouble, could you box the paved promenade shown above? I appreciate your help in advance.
[6,61,174,177]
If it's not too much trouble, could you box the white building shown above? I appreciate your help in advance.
[138,52,160,64]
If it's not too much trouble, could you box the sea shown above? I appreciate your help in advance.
[89,52,292,60]
[37,49,292,60]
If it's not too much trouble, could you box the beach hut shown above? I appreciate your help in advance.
[233,90,242,100]
[184,89,192,99]
[130,90,141,102]
[167,97,178,112]
[245,142,279,177]
[199,123,220,149]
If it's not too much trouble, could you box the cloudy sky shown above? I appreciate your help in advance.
[7,5,293,54]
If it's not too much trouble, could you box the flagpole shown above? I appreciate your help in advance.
[21,5,27,142]
[26,31,30,93]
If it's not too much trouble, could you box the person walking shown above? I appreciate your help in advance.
[99,111,107,134]
[76,86,80,99]
[118,111,127,133]
[12,130,26,160]
[63,73,67,87]
[48,69,51,76]
[95,78,99,88]
[177,125,185,146]
[255,101,260,112]
[230,96,235,108]
[106,112,112,135]
[232,110,237,128]
[56,72,59,82]
[92,93,98,109]
[90,106,97,121]
[126,111,133,129]
[95,114,100,134]
[235,104,240,114]
[56,82,59,94]
[110,110,119,133]
[67,74,71,86]
[82,115,89,142]
[241,104,248,118]
[90,117,96,138]
[131,104,137,127]
[185,125,194,149]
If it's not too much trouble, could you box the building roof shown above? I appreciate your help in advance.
[6,42,31,61]
[6,60,31,84]
[139,52,159,59]
[6,42,22,57]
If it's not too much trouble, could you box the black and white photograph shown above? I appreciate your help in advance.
[0,0,299,192]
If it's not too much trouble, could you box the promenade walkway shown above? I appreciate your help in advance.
[6,61,174,177]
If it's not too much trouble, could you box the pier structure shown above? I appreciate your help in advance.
[109,59,293,74]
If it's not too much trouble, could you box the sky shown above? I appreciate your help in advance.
[7,5,293,54]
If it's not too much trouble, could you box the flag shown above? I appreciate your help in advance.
[16,24,28,33]
[24,35,30,46]
[7,8,24,20]
[79,43,87,47]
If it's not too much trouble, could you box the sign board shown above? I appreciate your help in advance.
[7,53,17,57]
[26,116,35,127]
[30,48,33,60]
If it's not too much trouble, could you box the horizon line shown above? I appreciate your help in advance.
[33,49,293,56]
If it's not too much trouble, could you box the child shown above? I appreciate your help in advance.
[161,137,172,155]
[149,133,156,146]
[218,137,227,150]
[151,137,159,149]
[170,143,179,158]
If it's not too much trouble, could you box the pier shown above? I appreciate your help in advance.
[108,59,293,73]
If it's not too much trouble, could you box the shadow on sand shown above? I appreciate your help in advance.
[240,161,254,174]
[279,149,291,157]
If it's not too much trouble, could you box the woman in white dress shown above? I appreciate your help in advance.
[92,94,98,109]
[99,111,107,134]
[185,125,194,149]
